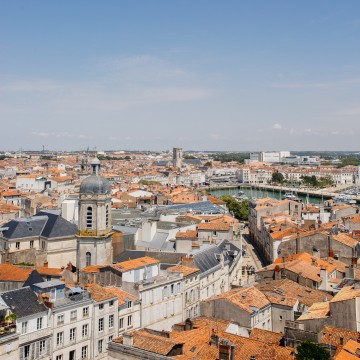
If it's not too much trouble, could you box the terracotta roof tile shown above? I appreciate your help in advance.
[167,265,200,277]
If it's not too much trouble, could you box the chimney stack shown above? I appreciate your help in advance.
[123,333,134,346]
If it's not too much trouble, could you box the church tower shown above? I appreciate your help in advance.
[76,156,113,269]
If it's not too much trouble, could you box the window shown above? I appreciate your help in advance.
[16,242,20,249]
[42,240,46,250]
[99,303,104,310]
[98,339,103,354]
[57,332,64,346]
[37,317,43,330]
[56,355,63,360]
[109,335,114,342]
[106,205,109,227]
[39,340,46,355]
[30,240,34,248]
[119,317,124,329]
[70,328,76,341]
[57,314,64,325]
[109,300,114,307]
[98,318,104,332]
[127,315,132,326]
[70,310,77,321]
[127,300,132,309]
[82,324,88,337]
[109,314,114,328]
[213,231,217,236]
[81,346,88,359]
[22,321,28,334]
[83,306,89,317]
[85,252,91,267]
[86,206,92,228]
[23,345,30,360]
[279,315,283,320]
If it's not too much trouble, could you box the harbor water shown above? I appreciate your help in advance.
[209,186,323,204]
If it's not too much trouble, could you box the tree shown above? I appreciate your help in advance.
[220,195,249,221]
[296,341,330,360]
[272,172,284,184]
[338,156,359,167]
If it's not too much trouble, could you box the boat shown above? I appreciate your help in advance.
[333,194,357,204]
[282,192,301,202]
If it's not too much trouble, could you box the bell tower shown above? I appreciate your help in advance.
[77,157,113,269]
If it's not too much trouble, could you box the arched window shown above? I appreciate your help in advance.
[105,204,109,228]
[86,252,91,267]
[86,206,92,229]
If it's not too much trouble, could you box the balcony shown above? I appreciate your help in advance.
[0,322,16,337]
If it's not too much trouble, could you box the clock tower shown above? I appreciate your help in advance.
[76,157,113,269]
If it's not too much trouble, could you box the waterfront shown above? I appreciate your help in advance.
[209,186,323,204]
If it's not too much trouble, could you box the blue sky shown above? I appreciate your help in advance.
[1,1,360,151]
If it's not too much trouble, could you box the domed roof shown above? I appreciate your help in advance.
[91,156,101,166]
[80,175,112,195]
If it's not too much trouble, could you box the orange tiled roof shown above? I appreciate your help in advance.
[112,256,159,272]
[331,286,360,303]
[249,328,283,345]
[176,230,198,239]
[167,265,200,277]
[86,283,117,302]
[105,286,138,306]
[320,326,358,348]
[335,339,360,360]
[198,222,230,231]
[297,302,330,321]
[203,286,270,314]
[0,264,32,282]
[115,329,183,355]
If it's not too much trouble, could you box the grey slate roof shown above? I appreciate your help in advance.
[1,216,48,239]
[0,287,48,318]
[35,211,77,238]
[136,232,170,251]
[115,240,241,274]
[1,211,77,240]
[112,225,139,235]
[23,270,44,288]
[191,240,241,274]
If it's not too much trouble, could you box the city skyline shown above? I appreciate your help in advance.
[1,1,360,151]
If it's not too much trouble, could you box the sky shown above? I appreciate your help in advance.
[1,1,360,152]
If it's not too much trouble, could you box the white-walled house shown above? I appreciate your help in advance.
[32,280,93,360]
[0,286,52,360]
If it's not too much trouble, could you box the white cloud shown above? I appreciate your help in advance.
[269,78,360,90]
[272,123,282,130]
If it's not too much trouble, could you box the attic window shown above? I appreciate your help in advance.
[28,227,32,231]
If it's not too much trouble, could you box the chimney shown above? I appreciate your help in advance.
[345,265,355,279]
[218,340,235,360]
[182,255,195,268]
[327,235,333,257]
[210,329,219,348]
[38,291,43,303]
[296,232,301,254]
[43,261,48,268]
[123,333,134,346]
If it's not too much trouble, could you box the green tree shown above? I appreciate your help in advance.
[338,156,359,167]
[318,175,334,188]
[296,341,330,360]
[272,172,284,184]
[220,195,249,221]
[301,175,318,187]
